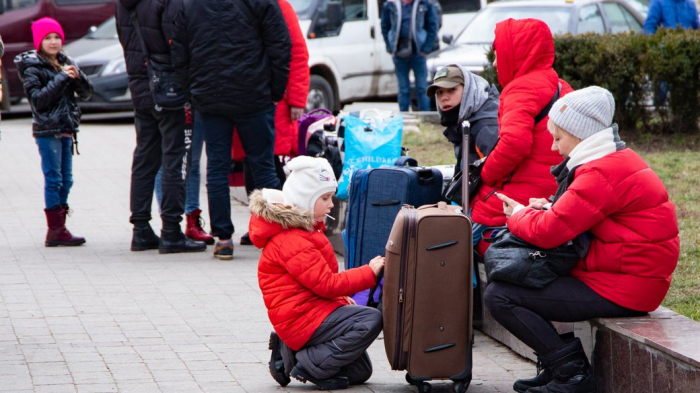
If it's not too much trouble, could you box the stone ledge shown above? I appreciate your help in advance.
[590,307,700,370]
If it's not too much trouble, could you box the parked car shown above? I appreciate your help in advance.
[291,0,487,111]
[0,0,115,111]
[427,0,645,77]
[64,17,131,111]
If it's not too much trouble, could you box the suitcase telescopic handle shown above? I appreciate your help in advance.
[462,132,470,209]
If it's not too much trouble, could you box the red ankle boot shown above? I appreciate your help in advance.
[185,209,215,245]
[45,206,86,247]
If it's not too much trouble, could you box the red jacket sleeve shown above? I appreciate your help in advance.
[507,167,619,249]
[480,84,540,186]
[284,244,377,298]
[279,0,310,109]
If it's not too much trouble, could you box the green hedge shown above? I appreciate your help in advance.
[482,29,700,134]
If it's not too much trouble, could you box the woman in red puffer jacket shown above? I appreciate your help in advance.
[470,18,573,255]
[486,86,679,393]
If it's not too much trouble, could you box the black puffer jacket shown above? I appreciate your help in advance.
[171,0,291,116]
[116,0,181,110]
[15,51,92,137]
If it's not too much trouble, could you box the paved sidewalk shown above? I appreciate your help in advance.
[0,117,533,392]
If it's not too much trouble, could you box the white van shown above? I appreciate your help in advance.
[291,0,486,112]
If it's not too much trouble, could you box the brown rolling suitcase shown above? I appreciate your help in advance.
[382,131,473,393]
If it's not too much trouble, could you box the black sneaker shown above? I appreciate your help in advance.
[291,364,349,390]
[213,240,234,260]
[268,332,290,387]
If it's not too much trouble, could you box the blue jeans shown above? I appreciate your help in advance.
[197,107,280,239]
[155,115,204,214]
[393,53,431,111]
[36,136,73,209]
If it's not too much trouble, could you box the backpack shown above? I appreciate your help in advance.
[297,108,334,156]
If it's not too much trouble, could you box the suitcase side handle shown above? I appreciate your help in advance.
[416,168,436,185]
[371,199,402,206]
[424,343,456,353]
[426,240,459,251]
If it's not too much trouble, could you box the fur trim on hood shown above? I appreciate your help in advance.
[249,190,316,232]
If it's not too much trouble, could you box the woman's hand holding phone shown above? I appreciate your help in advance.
[495,192,523,218]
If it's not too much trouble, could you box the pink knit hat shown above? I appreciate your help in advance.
[32,17,65,51]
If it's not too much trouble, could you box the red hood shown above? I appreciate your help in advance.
[494,18,555,88]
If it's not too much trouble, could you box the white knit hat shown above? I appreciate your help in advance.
[548,86,615,140]
[282,156,338,211]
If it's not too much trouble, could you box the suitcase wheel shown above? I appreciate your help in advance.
[405,374,432,392]
[452,376,472,393]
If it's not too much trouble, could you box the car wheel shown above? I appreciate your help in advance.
[307,75,335,112]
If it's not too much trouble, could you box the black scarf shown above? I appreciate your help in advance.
[440,105,460,127]
[550,157,573,204]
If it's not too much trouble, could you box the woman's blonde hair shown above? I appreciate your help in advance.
[547,118,570,138]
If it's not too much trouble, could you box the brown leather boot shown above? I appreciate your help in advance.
[185,209,214,245]
[45,206,86,247]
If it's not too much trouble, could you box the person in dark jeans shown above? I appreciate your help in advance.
[381,0,438,111]
[171,0,291,260]
[116,0,206,254]
[490,86,679,393]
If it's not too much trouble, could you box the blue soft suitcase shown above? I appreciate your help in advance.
[343,157,442,276]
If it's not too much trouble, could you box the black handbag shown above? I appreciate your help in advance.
[443,156,485,205]
[483,228,583,289]
[130,11,187,111]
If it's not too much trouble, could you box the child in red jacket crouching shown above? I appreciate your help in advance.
[249,156,385,390]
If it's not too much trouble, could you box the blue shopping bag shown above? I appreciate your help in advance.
[336,113,403,200]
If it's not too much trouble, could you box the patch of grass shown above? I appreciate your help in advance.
[403,122,700,321]
[402,121,455,166]
[643,151,700,320]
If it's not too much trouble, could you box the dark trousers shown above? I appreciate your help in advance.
[130,107,187,229]
[392,52,430,111]
[243,156,286,195]
[197,107,280,239]
[484,277,645,355]
[296,306,382,381]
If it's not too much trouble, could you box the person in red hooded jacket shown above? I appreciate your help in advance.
[250,156,384,390]
[486,86,679,393]
[470,18,573,256]
[235,0,310,246]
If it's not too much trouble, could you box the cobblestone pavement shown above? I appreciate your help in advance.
[0,117,533,392]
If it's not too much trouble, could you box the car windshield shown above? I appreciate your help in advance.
[455,6,571,44]
[87,17,117,39]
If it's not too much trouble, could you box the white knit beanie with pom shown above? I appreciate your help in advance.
[282,156,338,211]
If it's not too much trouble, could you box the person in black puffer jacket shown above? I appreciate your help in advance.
[171,0,291,260]
[15,18,92,247]
[116,0,206,255]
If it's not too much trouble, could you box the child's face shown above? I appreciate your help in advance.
[436,84,464,112]
[41,33,62,57]
[313,192,335,221]
[550,126,581,157]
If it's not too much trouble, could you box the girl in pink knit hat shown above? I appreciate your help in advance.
[14,17,93,247]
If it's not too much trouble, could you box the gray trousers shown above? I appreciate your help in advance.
[291,305,382,381]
